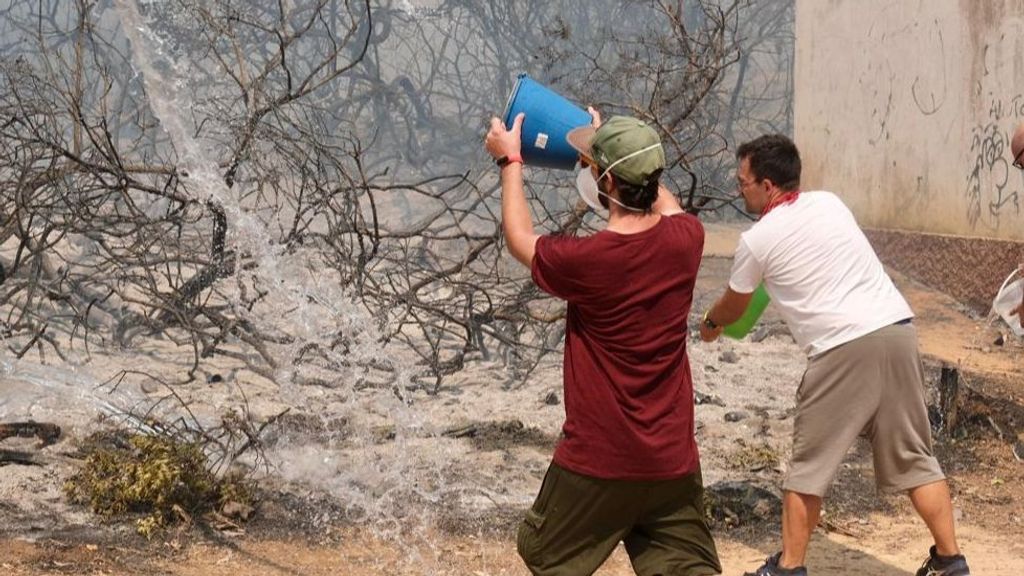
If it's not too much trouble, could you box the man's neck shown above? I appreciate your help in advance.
[760,188,800,217]
[606,210,660,234]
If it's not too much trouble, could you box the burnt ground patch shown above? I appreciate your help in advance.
[442,419,557,452]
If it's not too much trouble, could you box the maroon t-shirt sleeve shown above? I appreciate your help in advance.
[531,235,587,302]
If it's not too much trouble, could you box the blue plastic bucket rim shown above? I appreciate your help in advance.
[501,74,527,127]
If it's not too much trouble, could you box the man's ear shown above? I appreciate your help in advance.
[603,173,617,194]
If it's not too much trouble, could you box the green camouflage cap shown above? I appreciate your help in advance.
[567,116,666,186]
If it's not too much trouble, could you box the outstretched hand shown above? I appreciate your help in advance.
[587,106,602,129]
[485,112,524,161]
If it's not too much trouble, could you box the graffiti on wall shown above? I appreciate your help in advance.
[965,96,1022,231]
[911,21,947,116]
[986,95,1024,121]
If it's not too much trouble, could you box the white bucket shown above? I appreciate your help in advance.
[991,268,1024,337]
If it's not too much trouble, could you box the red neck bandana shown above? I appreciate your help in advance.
[760,191,800,218]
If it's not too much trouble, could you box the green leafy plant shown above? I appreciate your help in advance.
[64,431,255,538]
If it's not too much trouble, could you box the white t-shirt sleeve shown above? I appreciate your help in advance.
[728,236,763,294]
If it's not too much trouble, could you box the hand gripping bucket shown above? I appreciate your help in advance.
[991,267,1024,337]
[502,74,591,170]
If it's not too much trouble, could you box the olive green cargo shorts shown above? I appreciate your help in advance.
[517,463,721,576]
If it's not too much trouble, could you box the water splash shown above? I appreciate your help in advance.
[0,357,149,433]
[111,0,395,399]
[105,2,482,561]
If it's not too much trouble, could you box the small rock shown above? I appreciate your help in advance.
[769,325,796,343]
[207,373,223,384]
[704,364,718,373]
[993,333,1005,347]
[543,392,560,406]
[724,411,749,422]
[750,326,771,343]
[695,391,726,407]
[705,481,781,527]
[222,500,254,521]
[719,350,740,364]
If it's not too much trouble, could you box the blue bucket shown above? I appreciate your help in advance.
[502,74,591,170]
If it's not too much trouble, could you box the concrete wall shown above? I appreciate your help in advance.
[795,0,1024,241]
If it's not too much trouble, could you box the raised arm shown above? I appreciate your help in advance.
[485,113,539,268]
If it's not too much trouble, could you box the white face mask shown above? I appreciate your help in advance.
[575,167,606,212]
[575,143,662,213]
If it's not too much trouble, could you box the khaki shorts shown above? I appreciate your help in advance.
[784,322,946,497]
[517,463,720,576]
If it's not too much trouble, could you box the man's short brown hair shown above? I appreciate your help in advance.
[737,134,801,191]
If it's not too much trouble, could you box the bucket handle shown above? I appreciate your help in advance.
[990,265,1024,321]
[997,266,1022,297]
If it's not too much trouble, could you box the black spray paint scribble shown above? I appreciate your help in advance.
[966,122,1020,230]
[861,42,896,146]
[911,21,946,116]
[987,94,1024,121]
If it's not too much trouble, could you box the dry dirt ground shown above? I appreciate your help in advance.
[2,223,1022,575]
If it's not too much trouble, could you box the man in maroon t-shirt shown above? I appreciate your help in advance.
[484,109,720,576]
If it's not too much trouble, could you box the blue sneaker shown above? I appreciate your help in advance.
[916,546,971,576]
[744,552,808,576]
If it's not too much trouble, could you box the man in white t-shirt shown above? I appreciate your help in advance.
[699,134,970,576]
